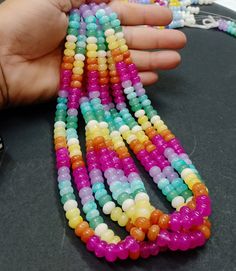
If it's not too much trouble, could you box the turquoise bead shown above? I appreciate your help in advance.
[167,190,178,202]
[69,21,80,29]
[110,181,122,192]
[58,180,71,190]
[77,41,86,48]
[86,23,97,31]
[99,16,110,25]
[158,178,169,190]
[172,178,183,188]
[112,188,124,200]
[142,99,151,106]
[139,94,148,103]
[175,183,188,194]
[98,194,112,207]
[60,186,73,196]
[97,37,105,43]
[56,103,67,110]
[69,14,80,21]
[92,182,105,193]
[109,12,118,20]
[95,189,107,201]
[90,216,104,230]
[95,9,106,19]
[66,122,78,129]
[86,209,99,222]
[117,192,130,205]
[57,97,67,104]
[127,92,137,100]
[83,201,97,214]
[85,15,96,24]
[162,184,174,196]
[61,193,75,205]
[78,35,86,42]
[111,19,121,27]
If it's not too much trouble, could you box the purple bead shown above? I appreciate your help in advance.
[58,166,70,175]
[58,173,71,182]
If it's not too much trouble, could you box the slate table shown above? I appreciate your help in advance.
[0,2,236,271]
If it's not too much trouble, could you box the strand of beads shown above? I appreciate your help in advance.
[54,4,212,262]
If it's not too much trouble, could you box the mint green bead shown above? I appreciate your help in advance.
[76,47,86,54]
[90,216,104,230]
[162,184,174,196]
[112,188,123,200]
[67,116,78,122]
[58,180,71,190]
[95,9,106,19]
[166,190,178,202]
[111,19,120,27]
[139,94,148,102]
[98,44,106,50]
[158,178,169,190]
[86,23,97,31]
[55,116,66,122]
[66,122,78,129]
[96,30,104,37]
[87,29,97,37]
[149,110,158,118]
[69,21,80,29]
[77,41,86,48]
[57,97,67,104]
[97,37,105,43]
[127,92,137,100]
[92,182,105,193]
[67,28,78,36]
[129,98,139,106]
[103,22,112,31]
[60,186,74,196]
[142,99,151,106]
[109,12,118,20]
[61,193,75,205]
[117,192,130,205]
[175,183,188,194]
[83,201,97,214]
[181,189,192,200]
[95,189,107,201]
[110,181,122,192]
[56,103,67,110]
[114,26,122,32]
[86,209,99,222]
[98,194,112,207]
[133,188,146,197]
[131,104,142,112]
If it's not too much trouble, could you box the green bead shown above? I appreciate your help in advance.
[114,26,122,32]
[87,30,97,37]
[61,193,75,205]
[166,190,178,202]
[55,116,66,122]
[132,188,146,198]
[67,28,78,36]
[117,192,130,205]
[86,23,97,31]
[86,209,99,221]
[181,189,193,200]
[57,97,67,104]
[131,104,142,112]
[69,20,80,29]
[67,116,78,123]
[83,201,97,214]
[98,43,106,50]
[98,194,112,207]
[90,216,104,230]
[66,122,78,129]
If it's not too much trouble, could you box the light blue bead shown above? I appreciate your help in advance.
[157,178,170,190]
[83,201,97,214]
[172,178,183,188]
[78,35,86,42]
[95,189,107,200]
[176,183,188,194]
[86,209,99,221]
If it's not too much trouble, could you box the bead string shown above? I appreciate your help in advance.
[54,3,212,262]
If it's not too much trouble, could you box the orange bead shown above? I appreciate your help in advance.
[81,228,94,243]
[55,142,67,150]
[93,136,105,145]
[125,220,134,232]
[133,144,144,154]
[99,70,108,77]
[109,70,118,77]
[71,74,83,81]
[134,217,151,232]
[150,209,163,225]
[160,129,170,137]
[111,48,121,56]
[72,160,85,170]
[192,183,208,196]
[187,200,196,210]
[110,76,120,84]
[146,144,156,153]
[129,250,140,260]
[87,64,98,71]
[129,139,139,150]
[99,77,109,84]
[197,225,211,239]
[114,54,123,62]
[147,225,160,241]
[71,80,82,88]
[143,140,152,148]
[124,57,132,64]
[63,56,74,63]
[123,50,131,58]
[158,214,170,229]
[61,63,73,70]
[164,133,175,142]
[87,58,97,64]
[204,219,211,229]
[54,136,66,144]
[130,227,145,241]
[71,155,82,164]
[75,221,89,237]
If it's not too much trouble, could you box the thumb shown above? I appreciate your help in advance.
[53,0,85,13]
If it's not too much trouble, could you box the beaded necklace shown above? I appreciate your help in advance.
[54,3,211,262]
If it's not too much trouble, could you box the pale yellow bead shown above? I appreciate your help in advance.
[106,35,116,43]
[66,208,80,220]
[114,142,125,149]
[72,67,84,75]
[108,64,116,70]
[188,179,201,190]
[65,42,76,50]
[154,120,164,129]
[107,57,114,64]
[142,122,151,130]
[157,125,168,133]
[64,49,75,57]
[108,41,119,50]
[135,207,151,219]
[87,44,98,51]
[111,207,123,221]
[69,150,82,157]
[135,199,150,208]
[98,57,106,64]
[136,130,145,138]
[118,213,129,227]
[54,127,65,134]
[126,205,136,218]
[120,45,128,52]
[69,145,81,153]
[185,173,198,183]
[68,215,83,229]
[87,51,97,58]
[138,135,149,143]
[118,38,126,46]
[98,64,108,71]
[73,60,84,68]
[138,116,148,125]
[101,229,115,242]
[54,131,66,138]
[122,130,131,140]
[111,236,121,244]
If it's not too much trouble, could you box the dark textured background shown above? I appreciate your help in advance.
[0,2,236,271]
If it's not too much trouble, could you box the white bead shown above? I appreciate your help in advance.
[75,54,85,61]
[98,50,107,57]
[119,125,129,134]
[134,109,145,118]
[95,223,108,236]
[110,131,120,137]
[181,168,194,179]
[171,196,185,208]
[104,28,115,37]
[86,120,98,129]
[103,201,116,215]
[86,37,97,44]
[54,121,65,128]
[151,115,160,124]
[122,199,135,212]
[63,200,78,211]
[132,125,142,133]
[99,122,108,128]
[135,192,150,202]
[186,196,193,203]
[66,35,77,43]
[127,134,137,144]
[115,32,124,39]
[67,138,79,146]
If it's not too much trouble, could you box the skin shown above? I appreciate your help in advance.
[0,0,186,108]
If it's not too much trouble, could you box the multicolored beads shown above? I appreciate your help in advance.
[53,3,212,262]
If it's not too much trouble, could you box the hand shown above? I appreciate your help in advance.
[0,0,186,108]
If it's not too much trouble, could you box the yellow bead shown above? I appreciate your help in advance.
[73,60,84,68]
[69,150,82,157]
[98,64,108,71]
[185,173,198,183]
[118,38,126,46]
[54,131,66,138]
[111,207,123,221]
[65,42,76,50]
[157,125,168,133]
[69,145,81,153]
[108,64,116,70]
[142,122,151,130]
[87,51,97,58]
[108,42,119,50]
[98,58,106,64]
[118,213,129,227]
[138,116,148,125]
[136,199,150,208]
[66,208,80,220]
[120,45,128,52]
[114,142,125,149]
[135,207,151,219]
[111,236,121,244]
[64,49,75,57]
[122,130,131,140]
[72,67,84,75]
[54,127,65,134]
[188,180,201,190]
[106,35,116,43]
[87,44,98,51]
[138,135,149,143]
[126,205,136,218]
[101,229,115,242]
[68,215,83,229]
[107,57,114,64]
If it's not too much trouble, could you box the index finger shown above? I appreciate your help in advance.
[109,2,173,26]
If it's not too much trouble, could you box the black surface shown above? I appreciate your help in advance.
[0,3,236,271]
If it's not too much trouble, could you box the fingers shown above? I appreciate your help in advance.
[55,0,85,12]
[109,2,172,26]
[123,27,186,50]
[130,50,181,71]
[139,71,158,86]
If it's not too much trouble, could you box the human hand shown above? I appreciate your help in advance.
[0,0,186,108]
